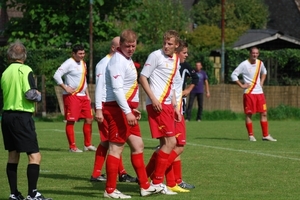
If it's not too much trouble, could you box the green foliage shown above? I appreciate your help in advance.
[268,104,300,120]
[193,0,268,29]
[188,104,300,121]
[189,0,268,50]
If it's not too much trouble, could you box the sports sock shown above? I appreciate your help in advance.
[92,144,108,178]
[105,155,120,194]
[165,165,176,187]
[66,122,76,149]
[27,164,39,197]
[118,155,127,176]
[260,121,269,137]
[83,123,92,147]
[173,160,182,184]
[167,150,178,168]
[152,150,169,184]
[245,122,253,136]
[131,153,149,189]
[146,151,157,177]
[7,163,18,195]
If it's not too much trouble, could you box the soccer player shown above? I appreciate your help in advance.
[53,44,96,152]
[164,40,197,191]
[231,47,277,142]
[1,41,52,200]
[91,36,136,183]
[103,29,163,198]
[139,30,181,194]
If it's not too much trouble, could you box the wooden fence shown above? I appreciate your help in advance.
[54,84,300,115]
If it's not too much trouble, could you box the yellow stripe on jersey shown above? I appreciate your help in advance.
[73,60,86,95]
[126,80,138,100]
[245,59,261,94]
[159,53,178,103]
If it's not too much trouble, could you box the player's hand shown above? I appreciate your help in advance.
[126,112,137,126]
[174,109,182,122]
[95,109,104,123]
[65,85,76,94]
[133,109,141,120]
[152,99,162,113]
[241,83,250,89]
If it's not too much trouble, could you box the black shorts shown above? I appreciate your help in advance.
[1,111,39,153]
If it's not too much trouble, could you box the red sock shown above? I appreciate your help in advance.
[92,144,108,178]
[173,160,182,184]
[105,155,120,194]
[165,164,176,187]
[83,123,92,146]
[146,152,157,177]
[66,123,75,149]
[152,150,169,184]
[118,156,127,176]
[260,121,269,137]
[131,153,149,189]
[245,122,253,136]
[167,150,178,168]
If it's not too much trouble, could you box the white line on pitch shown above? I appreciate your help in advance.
[42,129,300,161]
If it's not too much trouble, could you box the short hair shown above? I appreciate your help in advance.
[7,40,27,62]
[163,30,180,44]
[120,29,138,44]
[249,46,259,53]
[72,44,84,53]
[176,39,188,53]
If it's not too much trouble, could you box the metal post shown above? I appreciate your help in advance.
[221,0,225,83]
[89,0,93,84]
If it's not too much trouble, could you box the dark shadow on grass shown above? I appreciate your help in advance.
[144,146,159,150]
[39,147,68,152]
[194,137,245,141]
[34,189,99,198]
[39,173,91,181]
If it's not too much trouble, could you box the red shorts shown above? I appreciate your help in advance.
[94,103,108,142]
[146,104,175,139]
[103,102,141,144]
[63,94,93,121]
[243,93,267,114]
[175,114,186,145]
[97,119,109,142]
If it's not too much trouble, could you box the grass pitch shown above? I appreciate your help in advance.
[1,120,300,200]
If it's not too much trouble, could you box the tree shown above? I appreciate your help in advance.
[4,0,189,49]
[188,0,269,50]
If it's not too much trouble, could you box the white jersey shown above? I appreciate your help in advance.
[173,69,183,114]
[231,59,267,94]
[105,50,139,114]
[53,58,87,95]
[95,54,111,109]
[140,49,180,105]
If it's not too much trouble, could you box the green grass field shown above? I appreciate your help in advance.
[1,120,300,200]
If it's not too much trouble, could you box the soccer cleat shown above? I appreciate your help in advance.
[178,181,195,189]
[167,184,190,192]
[84,145,97,151]
[104,189,131,199]
[151,182,177,195]
[262,135,277,141]
[140,185,163,196]
[118,173,137,183]
[69,148,83,153]
[25,192,52,200]
[90,174,106,182]
[249,135,257,141]
[9,193,25,200]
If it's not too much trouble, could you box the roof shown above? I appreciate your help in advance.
[233,29,300,50]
